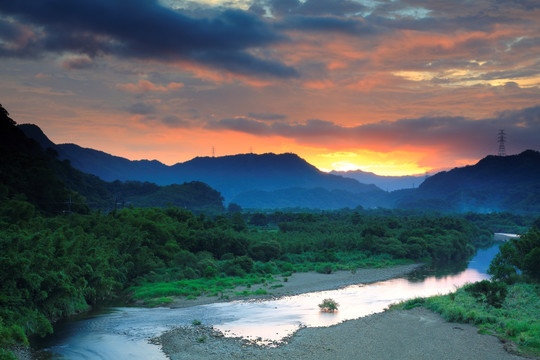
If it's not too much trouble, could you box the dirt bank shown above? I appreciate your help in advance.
[157,307,524,360]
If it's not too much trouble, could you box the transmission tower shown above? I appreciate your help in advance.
[497,129,506,156]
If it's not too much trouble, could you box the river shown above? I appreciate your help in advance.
[33,243,502,359]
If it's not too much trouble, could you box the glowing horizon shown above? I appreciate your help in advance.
[1,0,539,176]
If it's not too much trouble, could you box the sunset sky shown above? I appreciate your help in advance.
[1,0,539,175]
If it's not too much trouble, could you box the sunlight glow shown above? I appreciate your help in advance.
[310,150,432,176]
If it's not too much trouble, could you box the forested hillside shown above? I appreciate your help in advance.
[393,150,540,214]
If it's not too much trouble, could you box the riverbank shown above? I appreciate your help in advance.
[156,307,525,360]
[168,263,423,308]
[157,264,528,360]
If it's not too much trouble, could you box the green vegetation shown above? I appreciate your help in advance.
[319,298,339,312]
[0,204,497,355]
[396,221,540,357]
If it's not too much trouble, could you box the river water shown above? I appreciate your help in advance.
[34,244,502,359]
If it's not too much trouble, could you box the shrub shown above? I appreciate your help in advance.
[402,297,425,310]
[315,264,333,274]
[249,240,281,261]
[233,255,254,273]
[464,280,508,308]
[319,298,339,312]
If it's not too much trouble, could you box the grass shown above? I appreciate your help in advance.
[394,283,540,357]
[127,251,417,307]
[128,273,277,304]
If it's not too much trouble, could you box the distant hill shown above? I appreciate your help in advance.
[18,125,173,183]
[331,169,426,191]
[19,124,384,204]
[395,150,540,214]
[232,187,390,210]
[170,153,384,201]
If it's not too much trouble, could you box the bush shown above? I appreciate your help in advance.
[319,298,339,312]
[249,240,281,262]
[464,280,508,308]
[233,256,254,273]
[315,264,333,274]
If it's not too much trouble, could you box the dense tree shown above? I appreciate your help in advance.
[488,223,540,283]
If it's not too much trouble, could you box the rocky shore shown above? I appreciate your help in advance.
[156,307,524,360]
[157,265,527,360]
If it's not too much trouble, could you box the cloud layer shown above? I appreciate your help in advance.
[0,0,297,78]
[0,0,539,174]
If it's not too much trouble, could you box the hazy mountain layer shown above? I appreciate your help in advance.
[18,123,540,213]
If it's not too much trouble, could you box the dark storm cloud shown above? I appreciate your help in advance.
[0,0,298,78]
[161,115,191,128]
[264,0,366,17]
[261,0,376,35]
[61,57,94,70]
[277,15,377,35]
[208,117,273,134]
[247,112,287,121]
[208,106,540,154]
[127,102,156,115]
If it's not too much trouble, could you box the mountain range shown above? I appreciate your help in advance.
[19,124,386,207]
[17,123,540,213]
[331,170,426,192]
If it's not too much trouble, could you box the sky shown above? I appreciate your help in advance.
[1,0,539,176]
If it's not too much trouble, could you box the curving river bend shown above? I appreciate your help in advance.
[34,243,503,359]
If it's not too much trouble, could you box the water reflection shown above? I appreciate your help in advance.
[213,267,488,344]
[36,244,499,359]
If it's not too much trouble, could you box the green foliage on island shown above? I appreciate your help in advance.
[319,298,339,312]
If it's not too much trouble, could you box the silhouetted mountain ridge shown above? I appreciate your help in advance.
[18,124,383,202]
[397,150,540,213]
[419,150,540,194]
[7,120,224,214]
[17,122,540,213]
